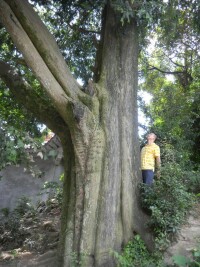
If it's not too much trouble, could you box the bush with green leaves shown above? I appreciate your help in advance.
[0,212,23,250]
[171,245,200,267]
[0,196,35,250]
[160,142,200,194]
[181,169,200,194]
[40,180,63,206]
[113,234,163,267]
[14,196,35,216]
[172,254,200,267]
[149,137,200,195]
[140,163,194,250]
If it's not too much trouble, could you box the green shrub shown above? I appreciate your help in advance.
[40,181,63,206]
[158,140,200,195]
[0,212,28,250]
[171,245,200,267]
[140,163,194,250]
[182,169,200,194]
[0,196,35,250]
[14,196,35,216]
[113,235,163,267]
[1,207,10,217]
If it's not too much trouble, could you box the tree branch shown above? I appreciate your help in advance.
[148,65,186,75]
[0,1,74,120]
[148,64,193,87]
[68,21,100,35]
[0,60,68,136]
[4,0,84,99]
[1,0,98,128]
[166,56,185,69]
[0,0,100,134]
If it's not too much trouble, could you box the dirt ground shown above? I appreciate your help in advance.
[1,200,200,267]
[164,201,200,265]
[0,199,61,267]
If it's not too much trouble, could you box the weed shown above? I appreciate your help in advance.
[113,235,163,267]
[1,207,10,217]
[171,245,200,266]
[40,180,63,206]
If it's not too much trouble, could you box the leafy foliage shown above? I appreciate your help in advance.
[40,180,63,206]
[172,246,200,267]
[139,0,200,164]
[140,57,200,164]
[0,196,35,250]
[113,234,162,267]
[140,163,194,250]
[0,191,62,254]
[14,196,36,216]
[0,80,43,136]
[0,121,45,171]
[31,0,103,83]
[0,24,50,169]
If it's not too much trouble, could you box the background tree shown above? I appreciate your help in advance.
[139,0,200,165]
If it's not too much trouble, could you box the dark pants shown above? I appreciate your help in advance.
[142,170,154,185]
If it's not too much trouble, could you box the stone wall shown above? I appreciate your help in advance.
[0,136,64,212]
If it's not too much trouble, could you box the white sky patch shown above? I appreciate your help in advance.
[147,37,157,54]
[139,90,153,105]
[77,78,84,86]
[138,91,153,137]
[166,74,175,82]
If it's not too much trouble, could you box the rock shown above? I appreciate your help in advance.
[0,252,14,261]
[42,221,56,231]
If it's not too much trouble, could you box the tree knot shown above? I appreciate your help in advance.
[72,103,85,123]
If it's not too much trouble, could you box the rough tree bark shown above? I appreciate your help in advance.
[0,1,152,266]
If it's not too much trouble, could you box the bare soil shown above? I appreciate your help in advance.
[1,200,200,267]
[164,202,200,265]
[0,199,61,267]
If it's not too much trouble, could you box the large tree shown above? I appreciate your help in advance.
[0,0,169,266]
[0,0,147,266]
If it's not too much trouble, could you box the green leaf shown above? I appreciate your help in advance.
[193,251,200,257]
[172,255,191,266]
[17,139,24,148]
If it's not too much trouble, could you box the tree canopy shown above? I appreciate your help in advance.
[138,0,200,164]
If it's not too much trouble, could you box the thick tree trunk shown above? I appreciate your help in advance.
[58,5,153,267]
[0,2,153,266]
